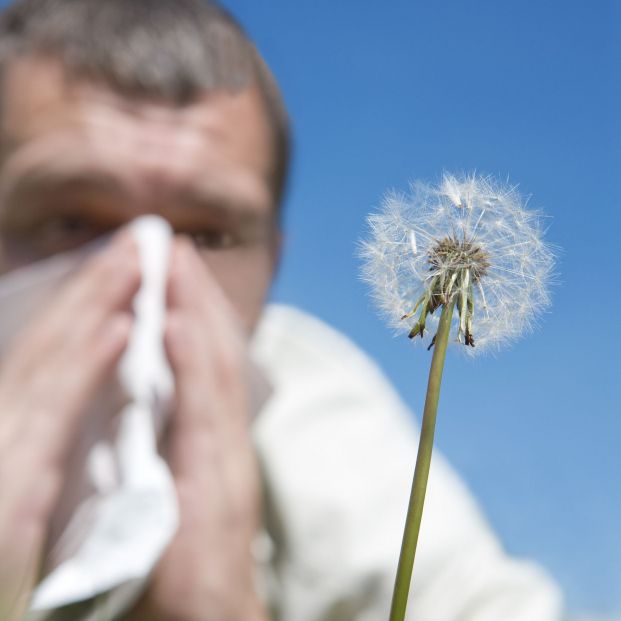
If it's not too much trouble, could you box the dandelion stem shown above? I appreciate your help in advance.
[389,298,455,621]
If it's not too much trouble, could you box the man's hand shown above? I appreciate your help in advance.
[128,238,268,621]
[0,232,139,620]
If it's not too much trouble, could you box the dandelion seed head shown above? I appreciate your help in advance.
[359,172,556,355]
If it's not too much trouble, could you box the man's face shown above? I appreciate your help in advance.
[0,58,280,331]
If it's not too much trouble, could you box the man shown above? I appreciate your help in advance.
[0,1,563,620]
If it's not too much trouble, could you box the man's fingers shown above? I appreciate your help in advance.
[167,237,214,314]
[164,310,245,429]
[41,230,140,350]
[1,311,133,474]
[45,311,133,428]
[165,235,251,426]
[165,236,248,418]
[164,308,250,468]
[0,229,139,481]
[2,230,140,386]
[167,238,244,345]
[164,236,258,523]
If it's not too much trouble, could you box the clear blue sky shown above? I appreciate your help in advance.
[221,0,619,615]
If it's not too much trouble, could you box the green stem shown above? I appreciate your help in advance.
[389,298,455,621]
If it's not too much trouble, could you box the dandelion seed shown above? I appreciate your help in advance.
[409,229,418,255]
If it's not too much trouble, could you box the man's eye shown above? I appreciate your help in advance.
[46,215,93,236]
[32,214,104,248]
[189,230,236,250]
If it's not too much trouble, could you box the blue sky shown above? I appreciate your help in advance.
[222,0,620,615]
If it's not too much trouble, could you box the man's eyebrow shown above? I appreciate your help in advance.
[175,183,274,225]
[1,165,128,206]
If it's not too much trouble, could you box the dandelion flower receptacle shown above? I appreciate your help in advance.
[358,173,555,621]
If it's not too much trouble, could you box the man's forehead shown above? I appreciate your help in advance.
[0,57,275,203]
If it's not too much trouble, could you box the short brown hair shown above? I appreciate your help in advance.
[0,0,290,207]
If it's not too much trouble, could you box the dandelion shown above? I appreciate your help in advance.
[358,172,556,621]
[360,173,554,354]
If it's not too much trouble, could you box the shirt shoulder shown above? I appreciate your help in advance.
[251,303,408,413]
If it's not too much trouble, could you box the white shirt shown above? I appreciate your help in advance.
[251,304,563,621]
